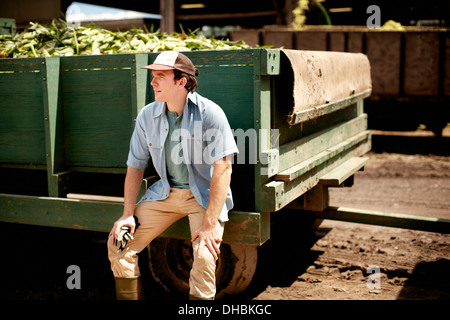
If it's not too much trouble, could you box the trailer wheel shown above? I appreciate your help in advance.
[147,238,257,298]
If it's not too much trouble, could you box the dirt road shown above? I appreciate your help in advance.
[251,147,450,300]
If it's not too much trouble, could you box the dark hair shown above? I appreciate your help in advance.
[174,69,199,92]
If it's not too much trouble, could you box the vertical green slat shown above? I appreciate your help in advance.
[41,57,68,197]
[253,50,276,241]
[134,53,150,115]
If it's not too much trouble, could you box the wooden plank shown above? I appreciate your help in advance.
[445,33,450,96]
[0,57,43,71]
[196,65,255,130]
[319,156,369,186]
[229,30,261,47]
[262,124,371,213]
[60,53,134,70]
[146,49,269,71]
[261,137,371,212]
[160,0,175,33]
[250,49,273,213]
[277,114,369,173]
[176,10,277,21]
[263,31,293,49]
[134,53,150,114]
[159,211,270,245]
[295,31,327,51]
[329,31,346,51]
[288,89,371,125]
[41,57,69,197]
[0,193,119,232]
[0,59,46,165]
[347,31,364,53]
[60,55,134,169]
[66,193,125,202]
[182,49,258,67]
[0,193,268,245]
[366,31,401,95]
[61,68,132,168]
[303,184,329,212]
[274,131,370,182]
[316,206,450,234]
[404,32,440,95]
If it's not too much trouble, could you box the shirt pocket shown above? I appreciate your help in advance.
[148,136,162,151]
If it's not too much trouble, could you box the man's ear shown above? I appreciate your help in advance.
[178,76,187,88]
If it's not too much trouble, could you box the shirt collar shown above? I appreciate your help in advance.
[153,92,197,118]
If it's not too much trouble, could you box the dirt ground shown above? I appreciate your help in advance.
[2,130,449,301]
[251,131,450,300]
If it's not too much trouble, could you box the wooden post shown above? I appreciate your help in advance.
[160,0,175,34]
[41,57,69,197]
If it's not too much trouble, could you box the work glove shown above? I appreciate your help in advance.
[115,216,139,253]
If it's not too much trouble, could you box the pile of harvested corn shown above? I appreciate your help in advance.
[0,19,252,58]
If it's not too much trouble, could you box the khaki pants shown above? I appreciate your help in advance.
[107,188,224,299]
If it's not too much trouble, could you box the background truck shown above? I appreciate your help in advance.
[231,27,450,136]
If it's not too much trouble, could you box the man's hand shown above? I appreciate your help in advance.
[109,215,137,245]
[114,226,134,253]
[191,222,223,260]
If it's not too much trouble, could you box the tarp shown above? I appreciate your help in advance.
[282,49,372,125]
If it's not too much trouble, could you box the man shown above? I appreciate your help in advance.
[107,51,238,300]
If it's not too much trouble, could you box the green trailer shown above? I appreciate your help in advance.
[1,48,375,296]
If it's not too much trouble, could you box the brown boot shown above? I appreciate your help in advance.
[114,276,143,300]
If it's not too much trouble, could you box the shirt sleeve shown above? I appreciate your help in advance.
[203,104,239,165]
[126,111,150,169]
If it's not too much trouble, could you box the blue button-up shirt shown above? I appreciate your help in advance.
[127,92,238,222]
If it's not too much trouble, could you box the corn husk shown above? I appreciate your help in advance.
[0,19,253,58]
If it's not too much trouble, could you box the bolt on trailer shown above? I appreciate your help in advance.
[1,48,382,296]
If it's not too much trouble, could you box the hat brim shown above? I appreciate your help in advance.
[141,64,175,71]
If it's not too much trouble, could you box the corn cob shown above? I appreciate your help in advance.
[0,18,254,58]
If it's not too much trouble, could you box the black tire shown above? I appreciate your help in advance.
[147,238,257,298]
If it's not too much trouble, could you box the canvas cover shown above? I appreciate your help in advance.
[282,49,372,125]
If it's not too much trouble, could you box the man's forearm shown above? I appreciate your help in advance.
[123,166,145,217]
[204,156,232,226]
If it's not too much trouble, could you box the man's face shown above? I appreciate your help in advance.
[151,70,179,102]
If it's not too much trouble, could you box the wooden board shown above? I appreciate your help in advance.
[0,58,46,165]
[295,31,327,51]
[61,55,135,169]
[316,206,450,234]
[229,30,261,47]
[366,31,402,95]
[0,193,270,245]
[319,156,369,186]
[445,34,450,96]
[263,30,293,49]
[404,32,440,95]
